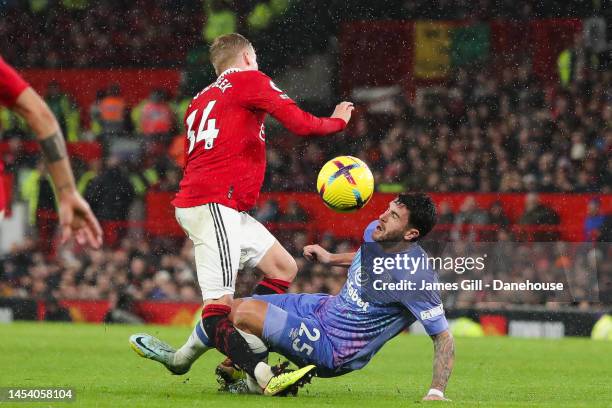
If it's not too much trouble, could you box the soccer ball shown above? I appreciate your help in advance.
[316,156,374,212]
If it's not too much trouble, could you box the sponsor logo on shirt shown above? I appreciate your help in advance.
[346,279,369,312]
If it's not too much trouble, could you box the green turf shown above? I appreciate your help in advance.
[0,322,610,407]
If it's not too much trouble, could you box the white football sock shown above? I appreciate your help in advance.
[254,362,274,389]
[236,328,269,355]
[173,322,212,368]
[236,328,271,388]
[246,374,263,394]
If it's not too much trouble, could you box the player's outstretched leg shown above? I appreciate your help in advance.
[129,319,212,375]
[216,327,268,391]
[217,241,296,383]
[202,302,315,396]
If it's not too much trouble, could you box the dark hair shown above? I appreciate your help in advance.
[396,193,437,241]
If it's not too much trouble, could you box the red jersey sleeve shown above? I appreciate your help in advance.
[0,57,29,107]
[240,71,346,136]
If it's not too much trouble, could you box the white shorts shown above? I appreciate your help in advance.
[175,203,276,300]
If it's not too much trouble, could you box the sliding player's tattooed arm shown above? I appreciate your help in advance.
[427,329,455,399]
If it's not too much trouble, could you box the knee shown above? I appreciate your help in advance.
[232,300,267,336]
[282,257,298,281]
[232,302,253,332]
[259,242,299,282]
[266,253,298,282]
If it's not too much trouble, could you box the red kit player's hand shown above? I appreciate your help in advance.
[331,101,354,125]
[58,190,103,248]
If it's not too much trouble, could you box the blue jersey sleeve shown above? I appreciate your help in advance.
[403,299,449,336]
[363,220,378,243]
[398,246,449,336]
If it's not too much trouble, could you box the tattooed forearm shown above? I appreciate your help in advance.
[40,131,67,163]
[430,330,455,392]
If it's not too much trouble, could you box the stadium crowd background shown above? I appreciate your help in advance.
[0,0,610,317]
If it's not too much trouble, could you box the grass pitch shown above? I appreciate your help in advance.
[0,322,611,407]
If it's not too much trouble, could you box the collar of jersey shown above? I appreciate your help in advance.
[218,68,242,77]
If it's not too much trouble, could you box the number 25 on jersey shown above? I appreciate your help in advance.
[186,100,220,154]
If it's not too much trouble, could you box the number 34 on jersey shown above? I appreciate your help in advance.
[185,100,219,154]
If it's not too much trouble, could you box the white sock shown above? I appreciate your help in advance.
[254,362,274,389]
[173,323,212,368]
[236,328,269,355]
[246,374,263,394]
[236,328,271,388]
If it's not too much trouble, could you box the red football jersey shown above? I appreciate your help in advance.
[0,56,29,107]
[0,56,29,213]
[172,69,346,211]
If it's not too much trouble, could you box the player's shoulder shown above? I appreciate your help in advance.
[230,70,277,90]
[230,70,271,81]
[222,70,291,105]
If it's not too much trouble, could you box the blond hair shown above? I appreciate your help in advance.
[210,33,253,75]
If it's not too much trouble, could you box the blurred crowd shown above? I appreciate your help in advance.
[265,63,611,194]
[2,65,610,205]
[435,240,611,309]
[0,63,609,260]
[0,236,201,303]
[0,0,603,68]
[0,0,201,67]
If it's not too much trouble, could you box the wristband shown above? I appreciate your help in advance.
[427,388,444,398]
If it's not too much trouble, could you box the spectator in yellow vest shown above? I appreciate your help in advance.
[0,106,28,138]
[557,34,587,88]
[77,158,102,195]
[88,89,105,138]
[45,81,80,142]
[20,160,58,251]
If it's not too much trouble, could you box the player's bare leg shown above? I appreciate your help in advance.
[132,294,309,395]
[215,298,270,393]
[251,241,297,295]
[221,299,315,396]
[172,221,298,378]
[216,241,296,385]
[174,295,272,384]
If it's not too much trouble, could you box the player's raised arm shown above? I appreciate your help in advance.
[423,330,455,401]
[303,244,355,267]
[269,99,354,136]
[242,71,353,136]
